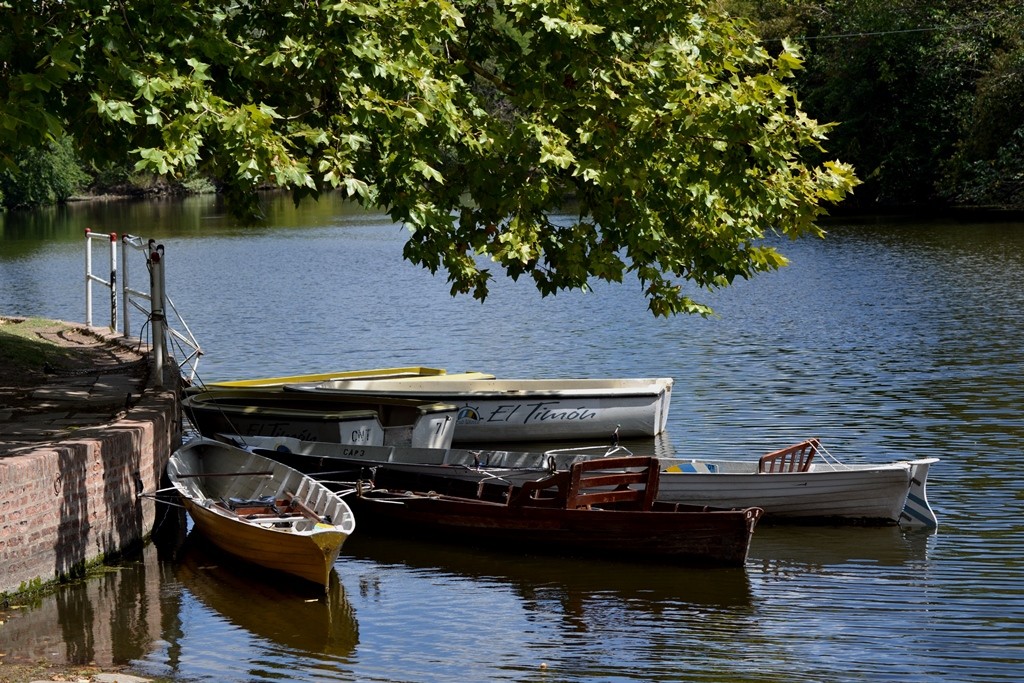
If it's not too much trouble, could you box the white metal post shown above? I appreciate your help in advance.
[108,231,117,332]
[85,229,93,327]
[121,235,132,337]
[84,229,118,331]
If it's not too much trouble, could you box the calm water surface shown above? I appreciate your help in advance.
[1,195,1022,682]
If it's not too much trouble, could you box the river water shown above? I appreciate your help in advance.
[1,194,1022,682]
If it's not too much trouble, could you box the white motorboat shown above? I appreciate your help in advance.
[289,377,674,443]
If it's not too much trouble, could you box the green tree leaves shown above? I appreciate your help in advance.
[1,0,857,315]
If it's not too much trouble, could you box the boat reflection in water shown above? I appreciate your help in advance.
[174,533,359,657]
[749,524,934,572]
[343,531,755,620]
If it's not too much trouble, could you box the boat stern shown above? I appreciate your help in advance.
[900,458,939,529]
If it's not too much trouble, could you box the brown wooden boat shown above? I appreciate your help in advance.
[350,456,762,567]
[167,438,357,589]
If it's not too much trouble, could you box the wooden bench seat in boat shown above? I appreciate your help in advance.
[508,456,660,511]
[757,438,819,474]
[216,496,326,522]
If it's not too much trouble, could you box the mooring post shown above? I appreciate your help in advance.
[148,240,167,389]
[120,235,131,338]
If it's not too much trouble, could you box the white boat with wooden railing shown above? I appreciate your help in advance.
[653,439,938,528]
[289,377,675,443]
[229,435,938,528]
[532,439,937,527]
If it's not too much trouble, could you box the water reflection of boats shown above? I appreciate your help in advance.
[343,533,754,613]
[748,524,934,569]
[175,533,359,656]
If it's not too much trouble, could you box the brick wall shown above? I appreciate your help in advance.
[0,386,181,597]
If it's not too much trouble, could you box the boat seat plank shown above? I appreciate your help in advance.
[509,456,660,511]
[507,471,571,508]
[216,502,283,515]
[758,439,819,474]
[233,507,283,517]
[176,471,275,478]
[243,516,304,525]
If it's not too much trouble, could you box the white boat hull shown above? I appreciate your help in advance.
[659,459,939,526]
[182,389,458,449]
[295,377,674,443]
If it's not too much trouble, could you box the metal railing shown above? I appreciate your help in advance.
[84,230,202,386]
[84,229,117,330]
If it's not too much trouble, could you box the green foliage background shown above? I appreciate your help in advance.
[0,137,88,209]
[727,0,1024,209]
[9,1,1022,314]
[5,1,1019,212]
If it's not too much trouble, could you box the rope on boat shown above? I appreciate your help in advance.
[811,442,852,471]
[454,465,519,485]
[543,444,634,471]
[137,487,189,509]
[314,481,365,497]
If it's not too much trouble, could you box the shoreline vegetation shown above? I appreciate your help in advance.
[5,150,1022,220]
[53,185,1020,221]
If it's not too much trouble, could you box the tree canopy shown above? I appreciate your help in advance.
[1,0,857,316]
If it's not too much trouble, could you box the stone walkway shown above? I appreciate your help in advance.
[0,319,151,456]
[22,673,153,683]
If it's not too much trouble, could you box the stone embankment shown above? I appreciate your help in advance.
[0,317,182,599]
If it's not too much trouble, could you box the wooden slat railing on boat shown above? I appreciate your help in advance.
[757,439,819,474]
[509,456,660,510]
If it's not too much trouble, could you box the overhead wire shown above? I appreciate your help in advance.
[788,20,993,42]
